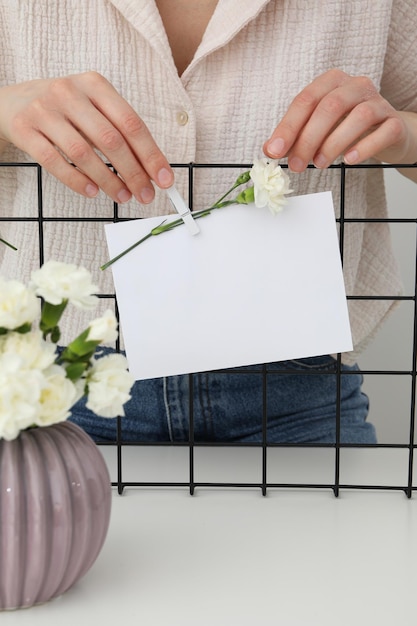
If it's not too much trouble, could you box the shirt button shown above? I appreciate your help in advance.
[176,110,189,126]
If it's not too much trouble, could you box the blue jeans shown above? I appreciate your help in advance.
[69,353,376,444]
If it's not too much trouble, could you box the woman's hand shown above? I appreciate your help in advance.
[264,69,417,178]
[0,72,174,203]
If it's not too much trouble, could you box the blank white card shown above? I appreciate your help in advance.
[105,192,352,380]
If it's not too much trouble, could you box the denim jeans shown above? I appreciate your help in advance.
[69,353,376,444]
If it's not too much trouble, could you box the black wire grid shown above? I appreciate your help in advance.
[1,161,417,498]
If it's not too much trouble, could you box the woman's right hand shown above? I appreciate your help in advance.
[0,72,174,203]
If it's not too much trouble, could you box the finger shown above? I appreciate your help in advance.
[72,105,156,203]
[78,73,174,189]
[264,69,350,159]
[33,111,137,203]
[312,100,390,168]
[6,108,99,198]
[288,87,384,171]
[344,117,406,165]
[268,77,382,172]
[264,70,349,158]
[18,128,101,198]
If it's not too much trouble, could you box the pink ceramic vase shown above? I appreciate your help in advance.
[0,421,112,610]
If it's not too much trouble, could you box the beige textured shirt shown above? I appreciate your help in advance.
[0,0,416,361]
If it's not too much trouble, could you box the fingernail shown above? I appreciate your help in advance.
[344,150,359,164]
[266,137,285,157]
[314,153,327,169]
[157,167,174,187]
[117,189,132,203]
[85,183,99,197]
[139,187,154,204]
[288,157,305,172]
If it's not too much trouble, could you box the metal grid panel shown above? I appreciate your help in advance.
[1,161,416,497]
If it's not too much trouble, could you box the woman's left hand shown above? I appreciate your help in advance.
[264,69,417,173]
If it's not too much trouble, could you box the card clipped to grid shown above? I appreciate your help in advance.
[104,191,352,380]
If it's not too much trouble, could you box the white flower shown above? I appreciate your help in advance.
[0,259,133,440]
[250,158,293,214]
[36,364,78,427]
[30,260,98,309]
[0,277,39,330]
[85,354,134,418]
[86,309,118,343]
[0,330,56,370]
[73,377,87,404]
[0,353,44,441]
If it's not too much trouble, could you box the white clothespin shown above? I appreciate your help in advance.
[166,185,200,236]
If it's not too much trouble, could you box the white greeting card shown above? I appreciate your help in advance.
[104,192,352,380]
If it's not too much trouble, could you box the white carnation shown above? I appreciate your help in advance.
[86,354,134,418]
[0,277,39,330]
[73,377,87,404]
[0,354,44,441]
[250,158,293,214]
[30,260,98,309]
[0,330,56,370]
[87,309,118,343]
[36,364,78,427]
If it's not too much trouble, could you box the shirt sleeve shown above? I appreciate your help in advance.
[380,0,417,112]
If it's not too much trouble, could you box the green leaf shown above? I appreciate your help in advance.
[236,186,255,205]
[50,326,61,343]
[64,329,100,359]
[65,361,89,382]
[14,322,32,334]
[0,322,33,336]
[151,219,182,236]
[40,300,68,335]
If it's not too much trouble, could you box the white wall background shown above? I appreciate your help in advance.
[358,169,417,444]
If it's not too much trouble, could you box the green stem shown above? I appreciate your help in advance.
[101,170,251,270]
[149,201,236,235]
[0,237,17,251]
[210,182,241,208]
[101,202,239,270]
[100,222,165,270]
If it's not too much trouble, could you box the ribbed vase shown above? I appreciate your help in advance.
[0,421,112,610]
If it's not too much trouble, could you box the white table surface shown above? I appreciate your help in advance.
[3,446,417,626]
